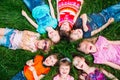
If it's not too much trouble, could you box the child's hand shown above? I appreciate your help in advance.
[22,10,27,17]
[29,66,35,72]
[83,25,88,32]
[108,18,114,23]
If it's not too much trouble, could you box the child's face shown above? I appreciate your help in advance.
[73,57,85,70]
[59,65,70,76]
[43,55,57,66]
[60,21,71,32]
[37,40,51,51]
[77,41,97,54]
[70,29,83,41]
[48,30,60,43]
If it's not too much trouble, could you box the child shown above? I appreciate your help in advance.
[53,58,74,80]
[12,54,58,80]
[73,56,118,80]
[57,0,84,37]
[70,2,120,41]
[77,36,120,70]
[0,28,53,52]
[22,0,60,43]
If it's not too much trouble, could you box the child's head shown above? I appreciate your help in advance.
[70,29,83,41]
[48,29,60,43]
[43,54,58,66]
[59,58,71,76]
[73,56,86,70]
[59,21,71,38]
[77,40,97,54]
[36,39,53,52]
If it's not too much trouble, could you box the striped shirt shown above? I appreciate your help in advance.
[58,0,81,29]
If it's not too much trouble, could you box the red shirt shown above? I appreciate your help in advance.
[58,0,81,29]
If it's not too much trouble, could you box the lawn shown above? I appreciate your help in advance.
[0,0,120,80]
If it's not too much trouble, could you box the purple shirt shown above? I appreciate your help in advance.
[92,36,120,65]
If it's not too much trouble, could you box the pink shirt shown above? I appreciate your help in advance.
[53,74,74,80]
[92,36,120,65]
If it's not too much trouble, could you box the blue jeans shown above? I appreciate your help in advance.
[11,71,26,80]
[23,0,45,11]
[100,2,120,22]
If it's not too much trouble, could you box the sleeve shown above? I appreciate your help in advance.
[34,55,43,65]
[51,18,58,29]
[53,75,59,80]
[37,25,46,34]
[83,30,91,38]
[42,67,50,74]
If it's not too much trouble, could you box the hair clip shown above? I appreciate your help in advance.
[60,57,71,62]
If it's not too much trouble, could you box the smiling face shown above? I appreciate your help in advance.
[73,57,85,70]
[70,29,83,41]
[43,55,58,66]
[48,30,60,43]
[77,41,97,54]
[59,64,70,76]
[36,39,52,52]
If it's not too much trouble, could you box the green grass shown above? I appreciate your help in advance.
[0,0,120,80]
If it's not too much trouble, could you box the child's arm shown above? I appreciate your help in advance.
[101,68,118,80]
[103,61,120,70]
[20,43,36,52]
[91,17,114,36]
[80,13,89,32]
[56,0,59,21]
[108,40,120,45]
[48,0,56,19]
[22,10,38,29]
[73,0,84,24]
[29,66,45,80]
[23,30,40,38]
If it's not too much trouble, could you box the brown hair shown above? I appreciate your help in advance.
[59,30,70,39]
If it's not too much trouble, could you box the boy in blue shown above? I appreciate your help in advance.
[70,2,120,41]
[22,0,60,43]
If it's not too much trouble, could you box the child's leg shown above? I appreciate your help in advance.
[11,71,26,80]
[0,28,14,47]
[23,0,45,12]
[100,2,120,21]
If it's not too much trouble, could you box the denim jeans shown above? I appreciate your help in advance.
[23,0,45,11]
[11,71,26,80]
[100,2,120,22]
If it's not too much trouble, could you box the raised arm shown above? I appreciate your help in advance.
[56,0,59,20]
[23,30,40,38]
[103,61,120,70]
[73,0,84,23]
[22,10,38,29]
[48,0,56,19]
[91,17,114,36]
[80,13,88,32]
[101,68,118,80]
[20,42,37,52]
